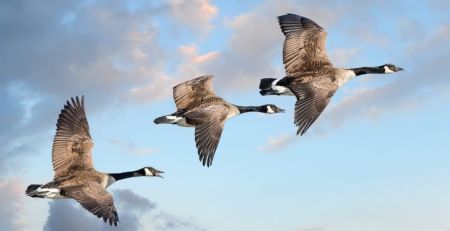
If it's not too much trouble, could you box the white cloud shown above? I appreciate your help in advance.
[329,48,361,67]
[0,1,173,171]
[43,189,205,231]
[110,138,156,156]
[0,178,27,231]
[259,133,296,153]
[169,0,218,35]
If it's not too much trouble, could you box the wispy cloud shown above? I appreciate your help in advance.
[110,138,156,156]
[169,0,218,35]
[259,133,296,153]
[0,178,27,231]
[320,24,450,130]
[329,48,360,67]
[0,0,210,171]
[44,189,205,231]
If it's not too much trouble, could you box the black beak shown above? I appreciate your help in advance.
[155,169,164,178]
[278,108,285,113]
[396,67,404,72]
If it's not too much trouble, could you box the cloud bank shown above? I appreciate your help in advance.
[44,189,205,231]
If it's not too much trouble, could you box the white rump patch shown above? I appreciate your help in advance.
[272,78,281,87]
[166,116,193,127]
[36,187,67,199]
[272,86,294,95]
[269,78,294,95]
[165,115,180,121]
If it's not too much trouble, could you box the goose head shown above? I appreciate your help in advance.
[141,167,164,177]
[261,104,285,114]
[382,64,403,73]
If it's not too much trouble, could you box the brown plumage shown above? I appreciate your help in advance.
[173,75,231,166]
[155,75,285,167]
[259,13,403,135]
[280,14,332,75]
[26,96,163,227]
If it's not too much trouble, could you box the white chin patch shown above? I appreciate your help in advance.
[266,106,275,114]
[384,66,394,73]
[144,168,153,176]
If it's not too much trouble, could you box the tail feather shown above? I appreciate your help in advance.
[154,115,172,124]
[26,184,42,197]
[259,78,277,90]
[260,89,278,96]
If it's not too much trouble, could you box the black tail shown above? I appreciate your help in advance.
[26,184,41,197]
[259,78,277,90]
[154,115,171,124]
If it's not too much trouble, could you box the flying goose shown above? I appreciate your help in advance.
[154,75,285,167]
[259,13,403,135]
[25,96,163,226]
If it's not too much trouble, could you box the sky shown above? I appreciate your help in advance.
[1,0,450,230]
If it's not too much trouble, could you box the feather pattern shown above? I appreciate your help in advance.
[184,103,229,167]
[52,96,94,179]
[173,75,220,111]
[278,13,332,75]
[66,183,119,226]
[291,84,336,135]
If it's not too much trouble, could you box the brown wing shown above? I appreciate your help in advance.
[65,183,119,226]
[184,104,229,167]
[278,13,332,75]
[173,75,218,111]
[52,96,94,179]
[291,84,336,135]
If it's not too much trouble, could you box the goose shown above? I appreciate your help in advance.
[259,13,403,135]
[25,96,163,226]
[154,75,285,167]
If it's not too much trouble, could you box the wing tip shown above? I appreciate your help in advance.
[198,152,213,167]
[102,210,119,227]
[195,74,215,83]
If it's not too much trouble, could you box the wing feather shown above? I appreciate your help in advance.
[65,183,119,226]
[184,104,228,167]
[278,13,332,75]
[52,96,94,179]
[291,85,336,135]
[173,75,218,111]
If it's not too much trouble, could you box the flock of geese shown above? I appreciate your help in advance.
[26,13,402,226]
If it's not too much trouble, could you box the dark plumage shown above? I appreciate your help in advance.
[260,13,403,135]
[154,75,285,167]
[26,96,163,227]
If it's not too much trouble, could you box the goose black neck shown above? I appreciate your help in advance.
[236,105,264,114]
[350,66,384,76]
[109,169,144,181]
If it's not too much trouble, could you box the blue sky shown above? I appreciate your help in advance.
[1,0,450,230]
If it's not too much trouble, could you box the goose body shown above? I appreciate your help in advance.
[154,75,284,167]
[259,13,403,135]
[26,96,163,226]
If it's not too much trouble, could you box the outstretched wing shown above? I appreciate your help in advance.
[184,104,229,167]
[291,85,336,135]
[173,75,218,111]
[52,96,94,179]
[278,13,332,75]
[66,183,119,226]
